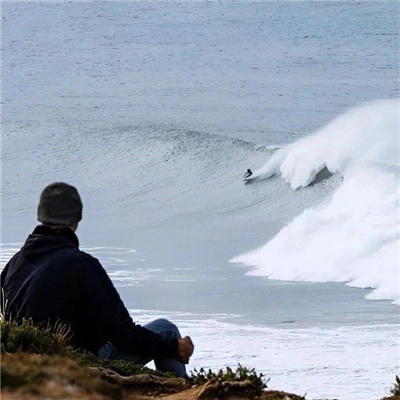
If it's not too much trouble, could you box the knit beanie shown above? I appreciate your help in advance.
[37,182,83,226]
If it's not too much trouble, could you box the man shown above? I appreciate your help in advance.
[243,169,253,179]
[1,182,194,377]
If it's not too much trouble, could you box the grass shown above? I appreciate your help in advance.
[390,375,400,396]
[190,364,268,392]
[1,318,72,356]
[0,318,170,378]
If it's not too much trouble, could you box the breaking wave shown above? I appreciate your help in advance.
[231,99,400,305]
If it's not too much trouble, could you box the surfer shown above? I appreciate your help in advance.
[243,169,253,179]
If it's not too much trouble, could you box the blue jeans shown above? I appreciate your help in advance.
[97,318,186,377]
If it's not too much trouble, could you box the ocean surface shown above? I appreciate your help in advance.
[1,2,399,399]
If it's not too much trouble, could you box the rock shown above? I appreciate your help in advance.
[197,378,260,399]
[91,367,189,393]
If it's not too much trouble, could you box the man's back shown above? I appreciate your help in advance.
[1,224,182,358]
[2,225,101,351]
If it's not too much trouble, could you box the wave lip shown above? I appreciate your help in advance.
[232,99,400,305]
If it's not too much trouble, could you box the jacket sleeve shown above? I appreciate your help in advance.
[75,253,178,358]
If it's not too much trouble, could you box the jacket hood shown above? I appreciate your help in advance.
[22,225,79,261]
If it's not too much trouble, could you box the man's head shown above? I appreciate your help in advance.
[37,182,82,229]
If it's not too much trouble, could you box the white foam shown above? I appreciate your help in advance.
[131,309,399,400]
[232,99,400,304]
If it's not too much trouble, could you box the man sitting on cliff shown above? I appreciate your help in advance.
[1,182,194,377]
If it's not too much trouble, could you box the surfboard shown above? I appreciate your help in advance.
[243,176,256,184]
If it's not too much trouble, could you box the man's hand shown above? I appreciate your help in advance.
[177,336,194,364]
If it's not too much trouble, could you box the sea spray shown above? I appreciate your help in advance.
[231,99,400,304]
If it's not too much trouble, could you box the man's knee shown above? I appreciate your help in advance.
[145,318,180,336]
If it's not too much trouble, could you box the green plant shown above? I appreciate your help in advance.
[390,375,400,396]
[1,318,173,378]
[190,364,268,393]
[1,318,72,356]
[75,349,173,377]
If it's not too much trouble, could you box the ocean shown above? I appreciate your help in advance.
[1,1,399,399]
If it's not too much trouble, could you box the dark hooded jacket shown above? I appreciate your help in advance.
[0,226,178,358]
